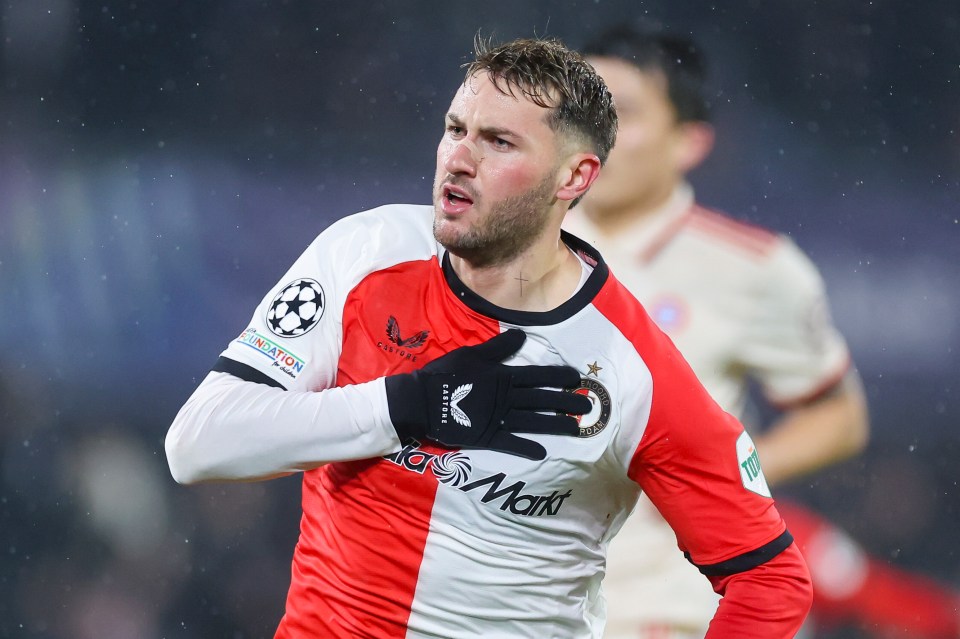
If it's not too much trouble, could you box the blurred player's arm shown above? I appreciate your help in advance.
[777,500,960,638]
[744,239,870,486]
[754,368,868,486]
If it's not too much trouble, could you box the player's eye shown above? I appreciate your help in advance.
[447,125,465,137]
[492,137,512,149]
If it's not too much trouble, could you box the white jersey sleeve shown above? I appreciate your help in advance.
[165,205,437,483]
[739,237,850,405]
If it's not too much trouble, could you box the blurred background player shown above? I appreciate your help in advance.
[566,26,960,639]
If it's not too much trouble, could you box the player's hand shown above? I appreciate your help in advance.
[384,329,591,460]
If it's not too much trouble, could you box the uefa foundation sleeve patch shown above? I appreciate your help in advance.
[232,327,309,382]
[736,431,772,497]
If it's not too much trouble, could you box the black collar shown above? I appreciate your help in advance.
[440,230,609,326]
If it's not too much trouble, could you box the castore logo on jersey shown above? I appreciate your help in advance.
[377,315,429,362]
[387,315,429,347]
[384,440,573,517]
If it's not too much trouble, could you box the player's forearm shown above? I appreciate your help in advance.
[706,542,813,637]
[165,371,401,484]
[756,376,869,486]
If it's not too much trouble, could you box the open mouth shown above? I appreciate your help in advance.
[441,183,475,214]
[443,184,474,205]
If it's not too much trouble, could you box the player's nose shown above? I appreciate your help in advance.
[443,139,481,176]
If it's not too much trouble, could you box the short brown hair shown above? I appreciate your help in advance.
[464,35,618,167]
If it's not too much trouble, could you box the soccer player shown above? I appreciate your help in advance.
[568,26,958,639]
[165,36,812,638]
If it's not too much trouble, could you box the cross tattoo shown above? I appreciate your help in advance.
[515,272,529,297]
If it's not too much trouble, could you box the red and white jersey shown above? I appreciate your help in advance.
[565,185,849,637]
[167,203,808,638]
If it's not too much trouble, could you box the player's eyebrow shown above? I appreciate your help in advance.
[445,113,523,142]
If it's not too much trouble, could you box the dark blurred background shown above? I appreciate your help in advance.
[1,1,957,637]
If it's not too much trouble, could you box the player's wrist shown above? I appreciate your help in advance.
[384,372,428,440]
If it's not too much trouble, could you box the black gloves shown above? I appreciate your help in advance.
[385,329,592,461]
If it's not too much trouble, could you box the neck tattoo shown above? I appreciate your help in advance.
[515,271,529,297]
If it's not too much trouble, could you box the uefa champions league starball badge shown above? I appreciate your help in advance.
[266,278,325,337]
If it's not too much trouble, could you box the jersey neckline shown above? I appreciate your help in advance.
[440,230,609,327]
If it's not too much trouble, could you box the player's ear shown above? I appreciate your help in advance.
[555,152,602,203]
[676,121,715,173]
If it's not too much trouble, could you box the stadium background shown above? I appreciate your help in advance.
[0,1,957,637]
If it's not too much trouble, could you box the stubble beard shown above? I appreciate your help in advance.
[433,173,557,269]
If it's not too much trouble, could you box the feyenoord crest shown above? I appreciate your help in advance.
[572,377,611,437]
[266,278,325,337]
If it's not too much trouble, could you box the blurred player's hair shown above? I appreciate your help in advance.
[465,35,618,170]
[582,26,711,124]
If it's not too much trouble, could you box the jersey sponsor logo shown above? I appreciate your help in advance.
[384,439,573,517]
[266,278,325,337]
[384,440,472,486]
[736,431,772,498]
[431,449,473,485]
[572,376,611,437]
[386,315,430,348]
[458,473,573,517]
[234,327,307,380]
